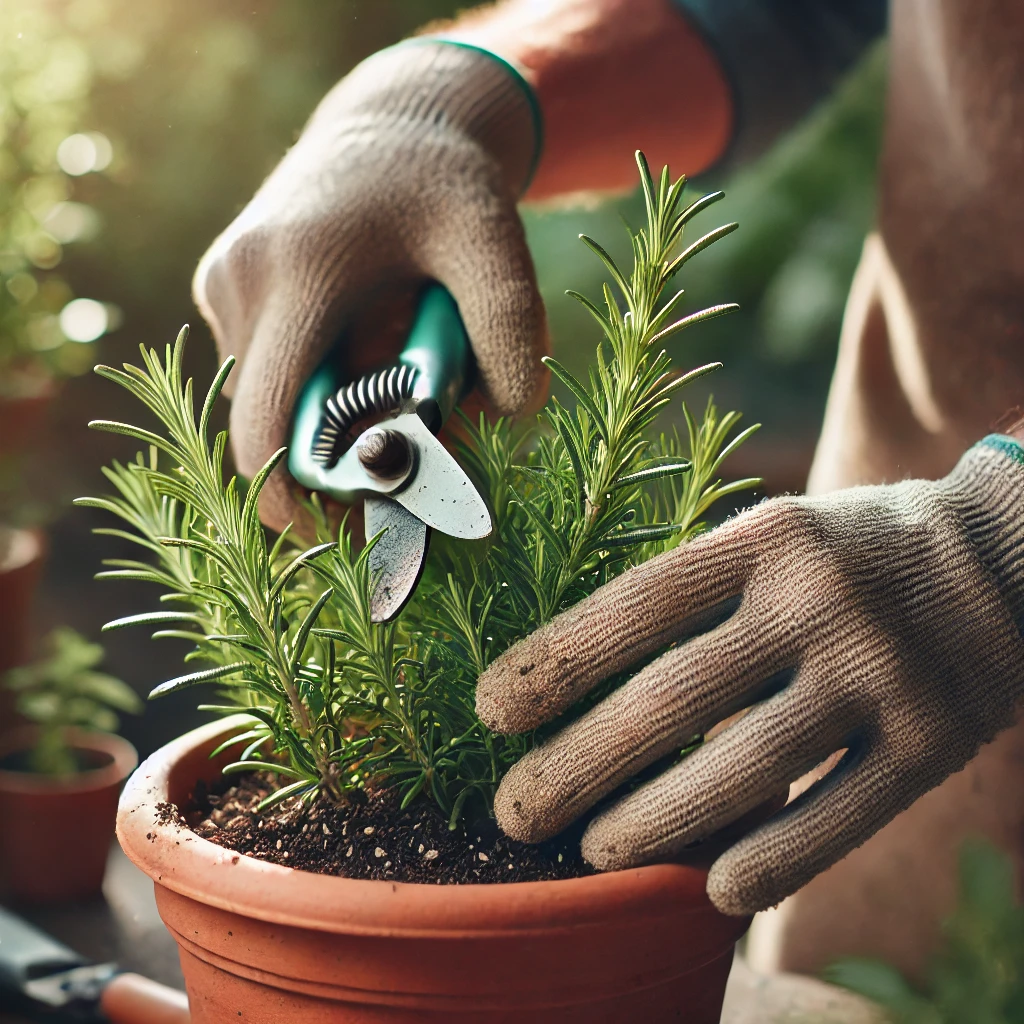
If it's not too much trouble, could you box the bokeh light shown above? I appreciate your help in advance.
[59,297,109,342]
[42,201,100,244]
[55,131,112,175]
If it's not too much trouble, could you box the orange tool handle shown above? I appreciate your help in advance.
[100,972,190,1024]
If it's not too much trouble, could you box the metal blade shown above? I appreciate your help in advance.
[388,414,492,540]
[365,494,429,623]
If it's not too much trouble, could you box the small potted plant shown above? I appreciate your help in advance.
[0,627,140,904]
[85,157,761,1022]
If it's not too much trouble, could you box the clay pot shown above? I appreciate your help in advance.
[0,384,55,461]
[0,527,46,728]
[118,718,749,1023]
[0,728,137,904]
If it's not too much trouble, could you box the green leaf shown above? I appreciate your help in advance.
[603,523,682,547]
[823,959,925,1011]
[241,447,289,531]
[222,760,302,779]
[270,542,336,599]
[87,419,173,454]
[664,222,739,279]
[148,662,248,699]
[102,611,200,632]
[257,779,317,811]
[565,289,613,340]
[669,190,725,237]
[543,356,607,441]
[200,356,235,437]
[614,462,691,488]
[579,234,632,304]
[290,588,333,669]
[649,304,739,346]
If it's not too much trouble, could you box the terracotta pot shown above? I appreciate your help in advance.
[118,718,749,1023]
[0,728,137,904]
[0,527,46,729]
[0,383,55,460]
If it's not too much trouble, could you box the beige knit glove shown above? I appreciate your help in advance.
[477,437,1024,916]
[192,40,547,530]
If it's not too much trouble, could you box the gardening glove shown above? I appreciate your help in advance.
[476,436,1024,916]
[192,40,547,530]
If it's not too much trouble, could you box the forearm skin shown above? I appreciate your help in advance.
[428,0,733,198]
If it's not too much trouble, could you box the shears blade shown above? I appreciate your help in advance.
[363,415,491,622]
[365,494,429,623]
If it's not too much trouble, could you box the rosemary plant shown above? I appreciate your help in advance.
[78,154,759,822]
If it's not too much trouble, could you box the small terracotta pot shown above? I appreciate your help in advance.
[118,718,749,1023]
[0,383,56,460]
[0,527,45,682]
[0,728,137,904]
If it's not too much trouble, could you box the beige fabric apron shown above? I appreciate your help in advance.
[748,0,1024,980]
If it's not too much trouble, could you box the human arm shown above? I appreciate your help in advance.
[476,434,1024,914]
[436,0,733,198]
[442,0,887,197]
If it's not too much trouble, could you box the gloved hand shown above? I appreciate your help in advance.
[476,437,1024,915]
[193,40,547,530]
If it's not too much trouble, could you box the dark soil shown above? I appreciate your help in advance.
[170,772,594,884]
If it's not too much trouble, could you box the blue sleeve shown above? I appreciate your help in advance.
[674,0,888,170]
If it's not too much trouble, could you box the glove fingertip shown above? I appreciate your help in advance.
[493,770,559,844]
[706,852,774,917]
[579,820,636,873]
[475,634,564,733]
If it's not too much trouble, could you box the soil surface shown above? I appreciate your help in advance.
[171,772,593,884]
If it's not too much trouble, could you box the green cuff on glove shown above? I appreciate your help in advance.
[390,37,545,194]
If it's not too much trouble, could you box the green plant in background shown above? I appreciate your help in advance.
[826,839,1024,1023]
[77,156,758,822]
[3,626,142,775]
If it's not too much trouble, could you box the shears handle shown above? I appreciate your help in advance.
[288,284,472,498]
[395,284,472,431]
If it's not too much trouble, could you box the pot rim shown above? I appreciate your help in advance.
[0,728,138,795]
[118,717,736,940]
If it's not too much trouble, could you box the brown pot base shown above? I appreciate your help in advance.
[174,936,735,1023]
[118,718,749,1023]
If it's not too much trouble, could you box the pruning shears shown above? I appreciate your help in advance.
[289,284,492,622]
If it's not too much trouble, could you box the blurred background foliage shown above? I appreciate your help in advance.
[3,0,883,752]
[826,838,1024,1023]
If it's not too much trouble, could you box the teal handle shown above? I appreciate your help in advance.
[399,283,472,429]
[288,284,472,498]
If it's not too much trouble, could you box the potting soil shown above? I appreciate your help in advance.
[170,772,593,884]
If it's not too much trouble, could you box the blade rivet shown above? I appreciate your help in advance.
[356,428,411,480]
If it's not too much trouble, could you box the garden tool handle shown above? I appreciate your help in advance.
[288,283,473,500]
[398,283,473,431]
[100,972,190,1024]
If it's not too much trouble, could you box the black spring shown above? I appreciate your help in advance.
[311,363,419,467]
